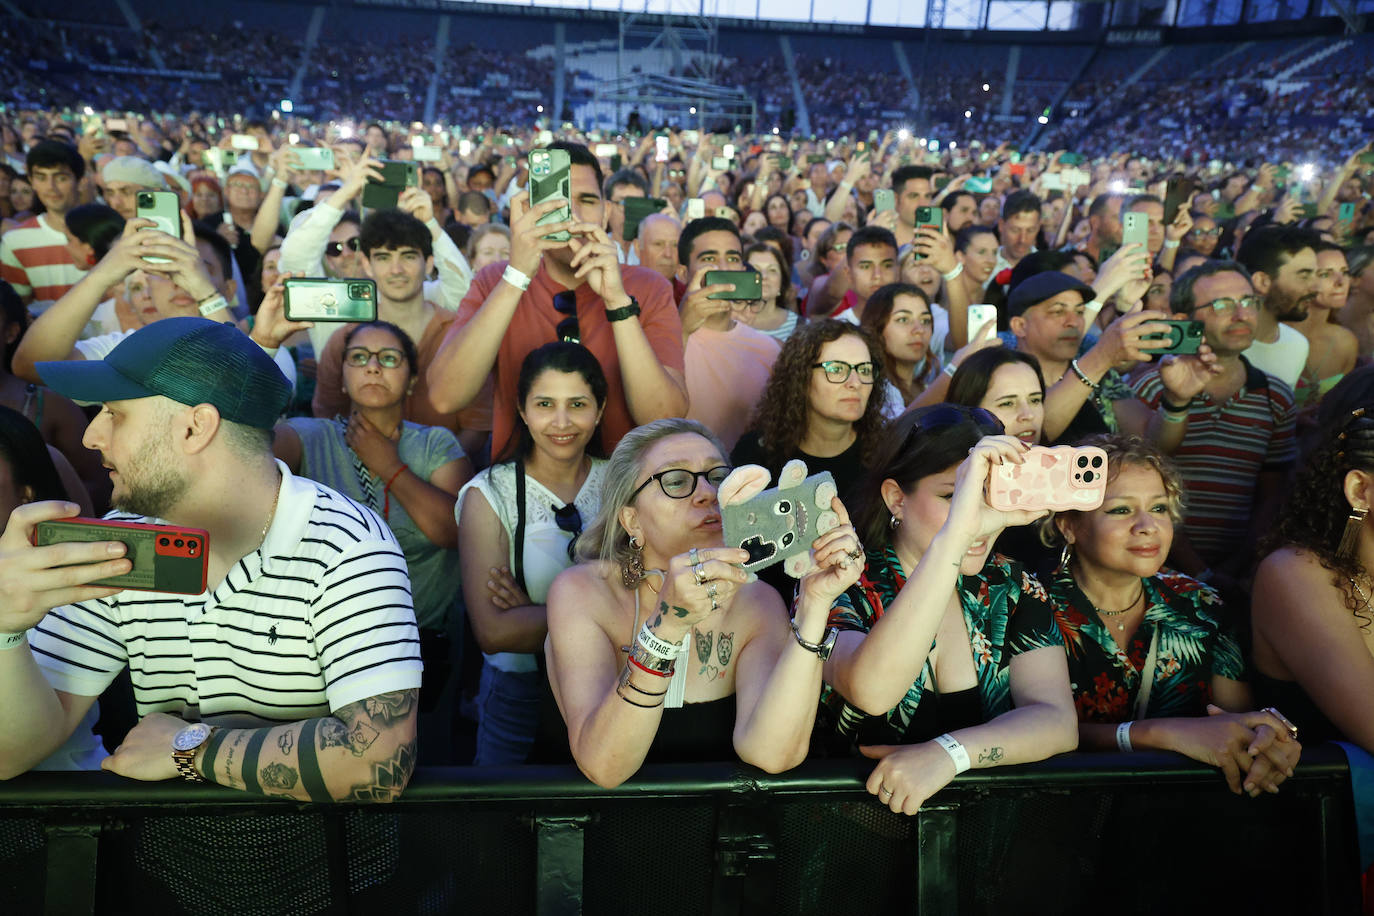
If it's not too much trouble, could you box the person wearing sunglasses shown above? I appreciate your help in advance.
[273,319,472,764]
[457,342,609,765]
[544,417,864,787]
[818,405,1077,814]
[1130,260,1297,601]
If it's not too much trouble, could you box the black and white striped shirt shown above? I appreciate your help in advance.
[29,463,424,727]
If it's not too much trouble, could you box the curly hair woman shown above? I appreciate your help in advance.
[731,319,887,503]
[1253,367,1374,753]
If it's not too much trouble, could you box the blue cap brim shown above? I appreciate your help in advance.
[36,359,158,405]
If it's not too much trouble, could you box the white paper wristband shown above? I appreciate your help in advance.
[935,733,971,774]
[0,631,28,651]
[502,265,532,291]
[1116,721,1134,753]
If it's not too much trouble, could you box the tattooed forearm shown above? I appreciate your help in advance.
[344,739,417,803]
[978,746,1005,765]
[277,731,294,756]
[261,762,299,790]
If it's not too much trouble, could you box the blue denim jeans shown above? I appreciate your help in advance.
[474,664,542,766]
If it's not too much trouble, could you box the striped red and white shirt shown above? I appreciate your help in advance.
[0,215,86,302]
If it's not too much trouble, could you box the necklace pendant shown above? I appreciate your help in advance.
[1117,622,1125,631]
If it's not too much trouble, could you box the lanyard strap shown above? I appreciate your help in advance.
[1133,626,1160,721]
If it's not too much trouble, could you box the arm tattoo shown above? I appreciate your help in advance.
[201,727,230,779]
[296,719,332,803]
[223,732,246,785]
[260,762,299,790]
[671,604,690,618]
[357,690,417,727]
[978,746,1005,765]
[344,738,417,803]
[277,730,294,756]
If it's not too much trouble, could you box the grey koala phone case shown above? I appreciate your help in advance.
[721,471,839,574]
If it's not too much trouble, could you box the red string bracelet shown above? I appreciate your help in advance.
[382,464,409,520]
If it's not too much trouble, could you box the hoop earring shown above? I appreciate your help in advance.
[889,513,901,530]
[1338,508,1368,559]
[1058,542,1073,573]
[621,534,646,588]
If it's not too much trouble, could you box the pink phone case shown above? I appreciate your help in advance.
[986,446,1108,512]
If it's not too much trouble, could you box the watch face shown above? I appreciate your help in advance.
[173,722,212,752]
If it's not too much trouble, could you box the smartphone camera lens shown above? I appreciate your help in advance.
[1091,456,1104,469]
[1077,456,1089,468]
[159,537,170,546]
[174,539,184,548]
[138,192,152,207]
[1080,470,1095,483]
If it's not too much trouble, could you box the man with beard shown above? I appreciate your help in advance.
[0,316,422,801]
[1236,226,1319,390]
[1131,261,1296,594]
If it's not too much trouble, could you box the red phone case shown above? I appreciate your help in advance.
[33,518,210,594]
[986,446,1108,513]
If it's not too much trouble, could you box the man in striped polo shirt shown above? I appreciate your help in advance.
[0,317,424,802]
[0,140,87,307]
[1131,260,1297,594]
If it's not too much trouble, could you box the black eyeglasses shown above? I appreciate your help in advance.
[629,465,731,502]
[326,238,361,257]
[553,290,579,344]
[813,360,875,384]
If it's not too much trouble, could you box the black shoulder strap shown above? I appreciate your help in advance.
[513,460,528,594]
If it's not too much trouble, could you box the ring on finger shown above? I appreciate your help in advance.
[706,581,718,600]
[689,547,701,567]
[693,563,707,586]
[879,786,893,799]
[1262,707,1299,740]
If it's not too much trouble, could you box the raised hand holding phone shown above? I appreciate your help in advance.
[0,502,129,634]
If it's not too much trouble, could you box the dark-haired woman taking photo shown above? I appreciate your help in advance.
[458,342,609,765]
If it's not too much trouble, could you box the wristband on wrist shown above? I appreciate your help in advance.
[941,262,964,283]
[197,293,228,317]
[425,217,442,234]
[271,178,288,190]
[943,361,958,379]
[1070,359,1100,392]
[1116,721,1134,753]
[501,264,532,291]
[0,631,27,651]
[1160,396,1191,414]
[1160,410,1186,424]
[1163,239,1181,249]
[934,733,971,774]
[628,652,674,678]
[637,623,684,660]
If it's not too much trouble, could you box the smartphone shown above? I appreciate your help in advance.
[458,139,473,157]
[622,196,667,241]
[105,118,130,133]
[685,198,706,221]
[360,159,420,210]
[775,155,793,171]
[967,304,997,339]
[610,154,623,172]
[1359,152,1374,166]
[231,133,260,151]
[965,177,993,194]
[1340,202,1357,222]
[711,156,730,171]
[1122,211,1149,249]
[203,148,237,173]
[855,142,867,153]
[714,207,740,224]
[135,190,181,264]
[411,145,441,162]
[1163,177,1195,227]
[704,269,763,301]
[292,147,335,170]
[873,189,895,213]
[807,154,826,164]
[1042,173,1065,191]
[935,176,951,191]
[1061,168,1091,189]
[282,278,378,322]
[986,445,1109,513]
[654,135,670,163]
[34,519,209,595]
[1059,152,1085,166]
[1139,319,1205,355]
[912,206,943,261]
[528,148,571,243]
[594,143,617,157]
[722,143,735,161]
[721,471,839,574]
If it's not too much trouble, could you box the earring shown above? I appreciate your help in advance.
[621,534,645,588]
[889,513,901,530]
[1058,542,1074,573]
[1338,508,1368,559]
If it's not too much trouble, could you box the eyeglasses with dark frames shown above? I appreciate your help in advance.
[325,237,362,258]
[812,360,876,384]
[344,347,406,369]
[629,465,731,502]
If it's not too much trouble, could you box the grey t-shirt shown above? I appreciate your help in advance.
[286,417,465,630]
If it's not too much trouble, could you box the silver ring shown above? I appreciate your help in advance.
[693,563,707,586]
[689,547,701,567]
[847,546,865,561]
[707,581,718,599]
[879,786,893,799]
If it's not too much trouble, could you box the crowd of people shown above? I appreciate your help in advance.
[0,45,1372,896]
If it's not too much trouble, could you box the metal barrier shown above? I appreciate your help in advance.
[0,747,1360,915]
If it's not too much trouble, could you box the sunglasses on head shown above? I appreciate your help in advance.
[554,501,583,561]
[326,238,362,258]
[906,404,1004,440]
[554,290,579,344]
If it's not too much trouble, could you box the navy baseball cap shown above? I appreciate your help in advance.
[37,317,290,429]
[1006,271,1095,318]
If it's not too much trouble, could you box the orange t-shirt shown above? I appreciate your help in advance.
[448,261,685,460]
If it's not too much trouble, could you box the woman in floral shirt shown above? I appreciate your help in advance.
[1034,434,1302,797]
[821,405,1078,815]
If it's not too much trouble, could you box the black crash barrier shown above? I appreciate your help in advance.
[0,747,1360,916]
